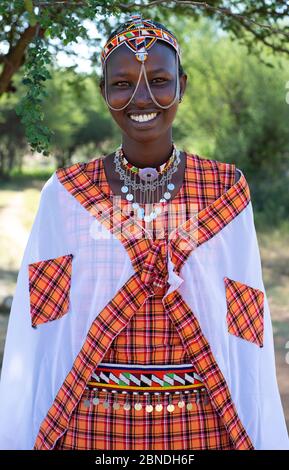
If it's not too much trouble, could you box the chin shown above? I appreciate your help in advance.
[127,131,162,143]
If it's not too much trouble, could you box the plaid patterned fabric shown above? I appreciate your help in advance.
[34,152,254,450]
[53,387,233,450]
[224,276,264,348]
[163,290,253,450]
[28,254,73,328]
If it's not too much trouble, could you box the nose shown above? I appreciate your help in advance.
[130,73,153,106]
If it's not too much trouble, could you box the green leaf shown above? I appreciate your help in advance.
[28,13,37,27]
[24,0,33,14]
[22,78,32,85]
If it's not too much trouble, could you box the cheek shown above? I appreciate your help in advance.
[159,106,178,127]
[166,105,178,120]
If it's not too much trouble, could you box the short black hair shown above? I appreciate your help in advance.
[99,18,185,88]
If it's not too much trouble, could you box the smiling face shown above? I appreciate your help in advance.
[99,41,187,143]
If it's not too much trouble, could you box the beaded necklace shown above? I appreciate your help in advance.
[121,148,175,175]
[113,143,181,222]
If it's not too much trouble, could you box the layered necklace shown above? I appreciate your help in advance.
[113,143,181,222]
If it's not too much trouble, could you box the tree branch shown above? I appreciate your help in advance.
[0,24,45,95]
[117,1,289,38]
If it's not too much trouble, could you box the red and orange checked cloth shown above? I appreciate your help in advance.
[84,362,209,413]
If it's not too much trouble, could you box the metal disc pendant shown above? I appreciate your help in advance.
[113,402,120,410]
[134,402,142,411]
[186,402,193,411]
[139,167,159,182]
[167,403,175,413]
[103,401,109,409]
[124,402,131,411]
[121,185,128,193]
[178,400,185,408]
[83,399,91,408]
[167,183,175,191]
[146,404,153,413]
[93,397,99,406]
[144,214,152,223]
[126,193,133,201]
[164,192,171,200]
[137,208,145,220]
[155,403,163,412]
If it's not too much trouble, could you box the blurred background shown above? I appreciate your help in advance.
[0,1,288,432]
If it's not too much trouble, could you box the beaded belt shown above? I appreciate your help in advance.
[83,362,209,413]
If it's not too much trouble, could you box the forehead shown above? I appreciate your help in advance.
[105,41,176,76]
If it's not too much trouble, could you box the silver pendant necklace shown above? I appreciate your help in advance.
[113,143,181,222]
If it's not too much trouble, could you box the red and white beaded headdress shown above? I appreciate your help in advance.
[101,14,182,70]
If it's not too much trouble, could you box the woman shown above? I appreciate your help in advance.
[0,14,288,451]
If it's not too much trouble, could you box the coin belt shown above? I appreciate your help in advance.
[82,362,210,413]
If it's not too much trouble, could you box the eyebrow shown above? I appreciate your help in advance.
[111,68,170,78]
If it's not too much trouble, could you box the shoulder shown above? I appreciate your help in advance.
[185,151,239,184]
[55,155,105,174]
[54,156,105,183]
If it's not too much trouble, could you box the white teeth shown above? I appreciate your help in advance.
[129,113,158,122]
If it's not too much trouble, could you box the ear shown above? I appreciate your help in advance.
[179,73,187,100]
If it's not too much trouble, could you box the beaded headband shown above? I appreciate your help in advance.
[101,14,181,69]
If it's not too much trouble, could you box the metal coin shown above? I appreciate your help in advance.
[137,209,144,220]
[145,404,153,413]
[134,403,142,411]
[113,402,120,410]
[178,400,185,408]
[83,399,91,408]
[186,402,193,410]
[92,397,99,406]
[155,404,163,412]
[167,404,175,412]
[123,402,131,411]
[102,401,109,409]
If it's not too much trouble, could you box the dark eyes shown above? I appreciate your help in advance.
[113,78,168,87]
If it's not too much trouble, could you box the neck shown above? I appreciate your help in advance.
[121,132,174,168]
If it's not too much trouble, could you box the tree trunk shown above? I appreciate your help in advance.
[0,25,45,95]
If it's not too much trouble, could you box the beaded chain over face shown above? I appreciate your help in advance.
[100,14,183,221]
[100,13,182,112]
